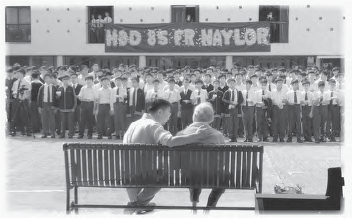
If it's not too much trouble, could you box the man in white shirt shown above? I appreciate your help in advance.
[88,63,99,80]
[254,79,271,142]
[271,78,287,142]
[78,65,89,86]
[103,12,112,23]
[311,81,331,143]
[241,80,256,142]
[156,71,168,91]
[265,72,276,92]
[301,79,314,142]
[326,79,339,142]
[164,79,181,135]
[143,73,154,94]
[112,76,127,139]
[286,80,303,143]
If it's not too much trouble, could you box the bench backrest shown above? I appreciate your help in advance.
[63,143,264,193]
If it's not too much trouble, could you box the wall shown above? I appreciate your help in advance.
[6,4,344,56]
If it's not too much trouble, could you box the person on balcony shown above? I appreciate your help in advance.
[95,14,104,43]
[103,12,112,23]
[89,15,97,43]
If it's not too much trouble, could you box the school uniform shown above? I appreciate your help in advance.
[222,88,243,141]
[208,89,224,130]
[254,89,271,141]
[241,89,256,141]
[218,84,229,134]
[72,83,83,131]
[180,88,193,129]
[6,77,17,133]
[190,89,208,106]
[326,90,339,141]
[126,87,145,126]
[96,86,115,138]
[37,83,57,136]
[113,86,127,138]
[11,78,32,135]
[286,90,303,141]
[53,84,62,135]
[78,86,98,138]
[301,90,314,141]
[30,80,43,132]
[165,89,181,135]
[57,85,77,137]
[202,83,214,93]
[271,89,287,141]
[312,91,331,142]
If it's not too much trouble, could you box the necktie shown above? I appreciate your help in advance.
[16,79,22,98]
[305,92,308,101]
[47,85,50,103]
[330,91,333,105]
[294,91,297,104]
[155,91,158,98]
[269,84,271,92]
[64,87,66,109]
[197,90,201,104]
[231,90,235,101]
[262,90,265,101]
[246,91,249,107]
[133,89,137,106]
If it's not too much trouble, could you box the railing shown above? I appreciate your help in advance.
[6,24,31,42]
[87,23,106,44]
[269,21,288,43]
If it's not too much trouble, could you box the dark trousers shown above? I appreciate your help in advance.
[287,105,302,138]
[189,188,225,205]
[11,99,31,133]
[96,27,104,43]
[243,106,255,140]
[55,111,61,133]
[313,105,328,141]
[79,101,94,136]
[41,102,56,135]
[326,105,339,139]
[272,105,286,140]
[74,105,81,128]
[181,108,193,129]
[225,109,240,139]
[6,101,12,134]
[302,105,313,139]
[212,116,221,130]
[167,103,179,135]
[60,111,74,136]
[114,102,125,135]
[97,104,112,136]
[238,115,244,137]
[255,107,268,139]
[30,101,41,132]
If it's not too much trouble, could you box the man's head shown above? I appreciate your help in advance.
[193,102,214,124]
[250,74,258,84]
[318,81,325,92]
[275,78,284,90]
[168,78,175,89]
[85,76,94,86]
[131,77,139,88]
[203,73,211,83]
[245,79,252,90]
[291,79,299,91]
[228,78,236,89]
[195,79,203,89]
[44,74,52,84]
[218,74,226,84]
[115,77,122,86]
[329,79,336,90]
[235,73,242,83]
[16,68,25,79]
[148,99,172,125]
[213,80,220,90]
[302,79,310,91]
[183,78,190,88]
[61,75,70,86]
[70,73,78,84]
[321,71,328,82]
[81,65,89,76]
[153,79,160,90]
[260,78,268,89]
[101,77,109,87]
[332,67,340,76]
[92,63,99,72]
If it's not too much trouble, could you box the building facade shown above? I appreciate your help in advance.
[5,4,344,70]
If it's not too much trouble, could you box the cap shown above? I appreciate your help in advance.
[291,79,299,85]
[301,79,310,85]
[275,78,284,83]
[250,74,258,79]
[60,74,70,80]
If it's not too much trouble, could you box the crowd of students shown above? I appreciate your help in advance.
[5,62,344,143]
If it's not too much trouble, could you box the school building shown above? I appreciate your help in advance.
[5,4,344,70]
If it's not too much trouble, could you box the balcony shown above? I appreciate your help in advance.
[6,24,31,42]
[87,23,105,44]
[269,22,288,43]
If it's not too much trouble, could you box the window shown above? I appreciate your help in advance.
[6,6,31,42]
[88,6,113,43]
[259,5,289,43]
[171,5,199,23]
[32,56,56,67]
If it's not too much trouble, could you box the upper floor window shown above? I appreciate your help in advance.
[5,6,31,42]
[259,5,289,43]
[171,5,199,23]
[88,6,113,44]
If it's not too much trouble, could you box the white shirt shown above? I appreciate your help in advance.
[158,80,168,91]
[300,90,314,106]
[312,91,331,106]
[129,87,140,106]
[241,89,256,106]
[42,83,53,103]
[165,89,181,103]
[163,84,181,92]
[255,89,271,107]
[287,90,303,104]
[180,84,195,92]
[190,89,208,104]
[78,85,98,101]
[143,83,154,94]
[12,78,31,99]
[266,83,276,92]
[328,89,339,105]
[146,89,166,101]
[235,83,246,92]
[103,16,112,23]
[113,86,127,103]
[271,88,288,109]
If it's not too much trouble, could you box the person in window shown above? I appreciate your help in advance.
[186,14,193,23]
[266,11,278,42]
[103,12,112,23]
[90,15,97,43]
[95,14,104,43]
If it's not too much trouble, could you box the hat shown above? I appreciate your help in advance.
[250,74,258,79]
[168,78,176,83]
[301,79,310,85]
[100,77,109,82]
[275,78,284,83]
[153,79,160,83]
[332,67,340,71]
[290,79,299,85]
[328,79,336,84]
[60,74,70,80]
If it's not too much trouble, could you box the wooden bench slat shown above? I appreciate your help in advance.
[75,147,82,186]
[163,150,169,186]
[81,149,88,186]
[130,145,136,185]
[125,146,131,185]
[210,150,217,187]
[174,150,180,186]
[104,148,109,186]
[98,149,103,186]
[230,150,235,187]
[246,150,252,188]
[141,147,147,185]
[70,149,76,186]
[88,150,93,186]
[241,151,247,188]
[109,146,115,186]
[204,150,209,187]
[151,147,157,184]
[236,151,241,189]
[145,147,151,183]
[134,145,141,185]
[114,149,120,186]
[224,148,230,188]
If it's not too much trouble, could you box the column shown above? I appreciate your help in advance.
[315,57,321,69]
[29,56,34,66]
[139,55,146,68]
[225,55,233,70]
[56,55,64,67]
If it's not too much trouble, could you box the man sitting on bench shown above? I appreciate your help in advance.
[123,99,211,215]
[177,102,226,210]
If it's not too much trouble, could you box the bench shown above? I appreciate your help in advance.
[63,143,264,214]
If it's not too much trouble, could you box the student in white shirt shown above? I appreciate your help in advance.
[271,78,287,142]
[164,79,181,135]
[103,12,112,23]
[326,79,339,142]
[190,79,208,106]
[241,79,256,142]
[254,79,271,142]
[301,79,314,142]
[286,79,303,143]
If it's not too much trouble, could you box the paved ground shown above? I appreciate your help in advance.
[4,135,341,216]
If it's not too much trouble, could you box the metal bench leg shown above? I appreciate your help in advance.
[66,187,71,214]
[74,186,78,214]
[192,202,197,214]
